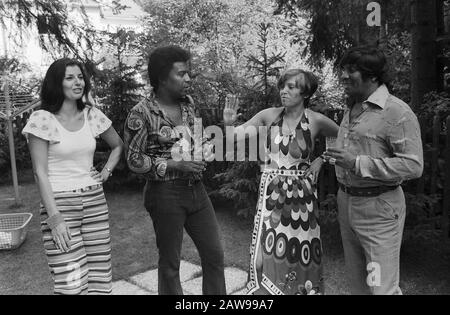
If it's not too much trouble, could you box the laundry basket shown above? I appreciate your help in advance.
[0,213,33,250]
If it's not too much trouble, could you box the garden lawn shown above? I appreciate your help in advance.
[1,170,449,295]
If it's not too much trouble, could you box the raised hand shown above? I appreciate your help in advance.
[223,94,239,126]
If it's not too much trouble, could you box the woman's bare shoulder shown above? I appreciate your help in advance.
[260,107,284,124]
[306,108,329,123]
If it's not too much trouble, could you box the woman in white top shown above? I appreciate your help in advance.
[22,58,123,295]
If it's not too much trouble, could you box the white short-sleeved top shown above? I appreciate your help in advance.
[22,107,112,192]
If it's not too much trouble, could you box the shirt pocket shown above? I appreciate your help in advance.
[350,129,389,158]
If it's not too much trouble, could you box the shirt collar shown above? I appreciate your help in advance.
[363,84,390,109]
[145,92,193,128]
[145,92,190,114]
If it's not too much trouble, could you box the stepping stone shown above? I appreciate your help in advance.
[130,269,158,293]
[112,280,151,295]
[182,277,202,295]
[182,267,248,295]
[130,260,202,293]
[231,288,248,295]
[180,260,202,282]
[224,267,248,294]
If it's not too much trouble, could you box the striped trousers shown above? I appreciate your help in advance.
[40,184,113,295]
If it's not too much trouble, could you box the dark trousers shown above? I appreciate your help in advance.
[144,180,226,295]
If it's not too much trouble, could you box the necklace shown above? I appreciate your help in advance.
[283,110,304,141]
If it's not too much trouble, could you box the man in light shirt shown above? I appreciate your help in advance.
[324,46,423,295]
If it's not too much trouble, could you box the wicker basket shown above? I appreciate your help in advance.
[0,213,33,250]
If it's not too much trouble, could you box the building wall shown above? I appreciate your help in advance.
[0,0,146,75]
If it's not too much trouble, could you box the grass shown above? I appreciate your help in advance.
[1,169,449,295]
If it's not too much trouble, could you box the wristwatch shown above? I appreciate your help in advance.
[105,167,113,177]
[157,161,168,178]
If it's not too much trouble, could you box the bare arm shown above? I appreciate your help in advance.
[29,135,72,252]
[317,112,339,138]
[29,135,58,217]
[305,111,339,182]
[99,126,124,182]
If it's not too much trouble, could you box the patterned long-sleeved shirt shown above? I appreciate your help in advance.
[124,93,203,182]
[335,84,423,187]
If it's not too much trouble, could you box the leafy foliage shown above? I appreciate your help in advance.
[417,91,450,123]
[274,0,410,66]
[246,23,286,108]
[95,29,144,138]
[385,31,412,103]
[211,162,261,218]
[92,29,145,189]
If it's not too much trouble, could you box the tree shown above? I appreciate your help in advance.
[410,0,438,110]
[0,0,128,61]
[0,0,96,60]
[92,28,145,188]
[246,23,286,108]
[274,0,410,66]
[95,29,144,138]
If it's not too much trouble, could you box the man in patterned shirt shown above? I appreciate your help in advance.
[324,46,423,295]
[124,46,226,295]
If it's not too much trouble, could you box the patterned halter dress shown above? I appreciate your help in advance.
[247,108,324,295]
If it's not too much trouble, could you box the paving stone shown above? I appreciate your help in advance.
[182,267,248,295]
[224,267,248,294]
[182,277,203,295]
[130,269,158,293]
[180,260,202,282]
[112,280,151,295]
[231,288,248,295]
[115,261,248,296]
[129,260,202,293]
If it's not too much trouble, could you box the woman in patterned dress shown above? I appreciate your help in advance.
[224,69,339,295]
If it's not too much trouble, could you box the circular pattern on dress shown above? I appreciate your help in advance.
[300,241,311,267]
[263,228,276,256]
[287,238,301,264]
[274,233,288,259]
[311,238,322,265]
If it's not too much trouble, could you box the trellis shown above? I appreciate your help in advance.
[0,78,40,205]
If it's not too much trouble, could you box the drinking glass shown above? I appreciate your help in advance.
[325,137,338,165]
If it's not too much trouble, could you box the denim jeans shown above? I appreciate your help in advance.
[144,180,226,295]
[337,186,406,295]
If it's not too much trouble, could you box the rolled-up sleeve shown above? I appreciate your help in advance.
[356,111,423,182]
[124,110,167,179]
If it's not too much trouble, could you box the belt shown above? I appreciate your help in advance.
[167,179,201,187]
[70,184,103,193]
[339,183,399,197]
[262,168,306,176]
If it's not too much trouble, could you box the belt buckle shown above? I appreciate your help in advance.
[341,184,349,194]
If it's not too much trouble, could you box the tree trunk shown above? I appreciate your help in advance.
[411,0,438,110]
[436,0,445,92]
[378,0,388,49]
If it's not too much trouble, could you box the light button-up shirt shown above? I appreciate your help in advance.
[336,85,423,188]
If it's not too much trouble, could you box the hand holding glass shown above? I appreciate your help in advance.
[325,137,337,165]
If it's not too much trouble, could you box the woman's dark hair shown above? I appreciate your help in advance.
[148,45,191,93]
[277,69,319,108]
[339,45,391,85]
[40,58,91,113]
